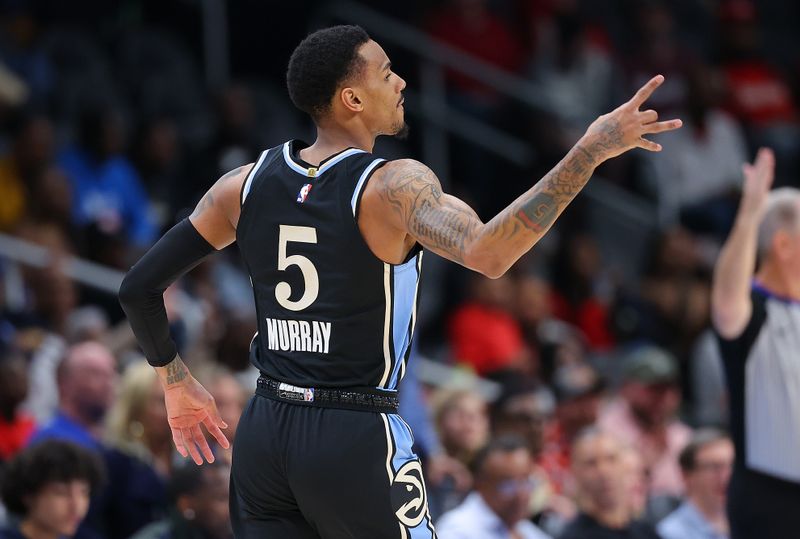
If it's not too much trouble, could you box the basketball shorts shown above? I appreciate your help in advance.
[230,392,437,538]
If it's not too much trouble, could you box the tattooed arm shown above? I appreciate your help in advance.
[375,75,682,277]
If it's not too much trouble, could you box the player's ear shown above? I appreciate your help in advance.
[339,87,363,113]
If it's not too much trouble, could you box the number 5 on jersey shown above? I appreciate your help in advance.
[276,225,319,311]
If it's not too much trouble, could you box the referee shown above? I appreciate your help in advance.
[711,148,800,539]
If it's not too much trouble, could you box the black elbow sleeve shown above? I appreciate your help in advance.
[119,219,217,366]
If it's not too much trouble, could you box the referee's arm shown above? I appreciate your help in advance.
[712,148,774,339]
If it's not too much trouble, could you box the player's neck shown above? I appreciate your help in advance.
[302,126,375,165]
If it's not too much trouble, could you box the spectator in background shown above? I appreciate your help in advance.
[539,362,603,495]
[58,103,156,249]
[718,0,800,185]
[491,382,554,462]
[0,112,54,232]
[437,435,551,539]
[449,274,532,378]
[131,117,185,227]
[130,461,232,539]
[103,361,170,538]
[105,361,172,477]
[658,430,733,539]
[0,440,104,539]
[427,0,523,107]
[528,10,619,155]
[549,233,615,352]
[490,381,577,533]
[29,341,117,449]
[0,349,35,462]
[645,63,748,234]
[434,389,490,468]
[598,346,691,499]
[558,429,660,539]
[618,227,711,364]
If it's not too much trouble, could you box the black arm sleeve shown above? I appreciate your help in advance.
[118,219,217,366]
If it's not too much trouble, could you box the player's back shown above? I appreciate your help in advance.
[236,140,422,390]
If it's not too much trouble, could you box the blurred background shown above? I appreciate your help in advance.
[0,0,796,537]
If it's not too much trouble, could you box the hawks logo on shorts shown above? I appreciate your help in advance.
[390,460,427,528]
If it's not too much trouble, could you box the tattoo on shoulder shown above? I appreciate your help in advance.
[378,162,478,263]
[219,165,246,183]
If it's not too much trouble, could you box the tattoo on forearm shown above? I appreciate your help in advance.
[165,357,188,385]
[379,117,621,267]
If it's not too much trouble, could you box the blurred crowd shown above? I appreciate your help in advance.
[0,0,798,538]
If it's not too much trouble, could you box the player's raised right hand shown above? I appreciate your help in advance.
[580,75,683,163]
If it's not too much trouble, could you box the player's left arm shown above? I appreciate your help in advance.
[119,164,252,464]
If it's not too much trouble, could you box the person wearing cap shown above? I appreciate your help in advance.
[712,147,800,539]
[597,345,691,499]
[539,363,603,496]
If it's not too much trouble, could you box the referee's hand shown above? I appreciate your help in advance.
[162,373,231,465]
[739,147,775,220]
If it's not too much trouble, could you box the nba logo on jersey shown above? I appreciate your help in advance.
[297,183,313,203]
[303,388,315,402]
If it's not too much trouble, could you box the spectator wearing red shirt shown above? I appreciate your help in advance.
[449,274,532,378]
[718,0,800,184]
[427,0,525,104]
[550,233,615,352]
[0,350,36,463]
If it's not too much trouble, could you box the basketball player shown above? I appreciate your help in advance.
[119,25,681,538]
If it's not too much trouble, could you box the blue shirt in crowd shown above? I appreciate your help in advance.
[657,501,729,539]
[58,148,156,247]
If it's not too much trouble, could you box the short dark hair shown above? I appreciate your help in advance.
[1,440,105,516]
[678,428,730,472]
[470,435,529,478]
[168,460,224,503]
[286,25,371,121]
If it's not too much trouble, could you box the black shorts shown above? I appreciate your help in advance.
[728,466,800,539]
[230,393,437,538]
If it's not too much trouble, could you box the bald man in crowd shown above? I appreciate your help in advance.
[29,341,117,448]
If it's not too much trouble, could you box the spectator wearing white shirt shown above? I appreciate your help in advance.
[658,430,733,539]
[436,436,551,539]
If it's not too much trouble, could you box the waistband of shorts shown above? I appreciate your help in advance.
[255,374,399,414]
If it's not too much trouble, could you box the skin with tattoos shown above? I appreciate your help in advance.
[155,37,681,464]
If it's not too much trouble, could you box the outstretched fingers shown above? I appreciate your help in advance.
[637,137,662,152]
[202,412,230,449]
[630,75,665,109]
[171,428,188,458]
[181,427,204,465]
[643,118,683,135]
[192,424,215,463]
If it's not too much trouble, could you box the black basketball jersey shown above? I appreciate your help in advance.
[236,140,423,390]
